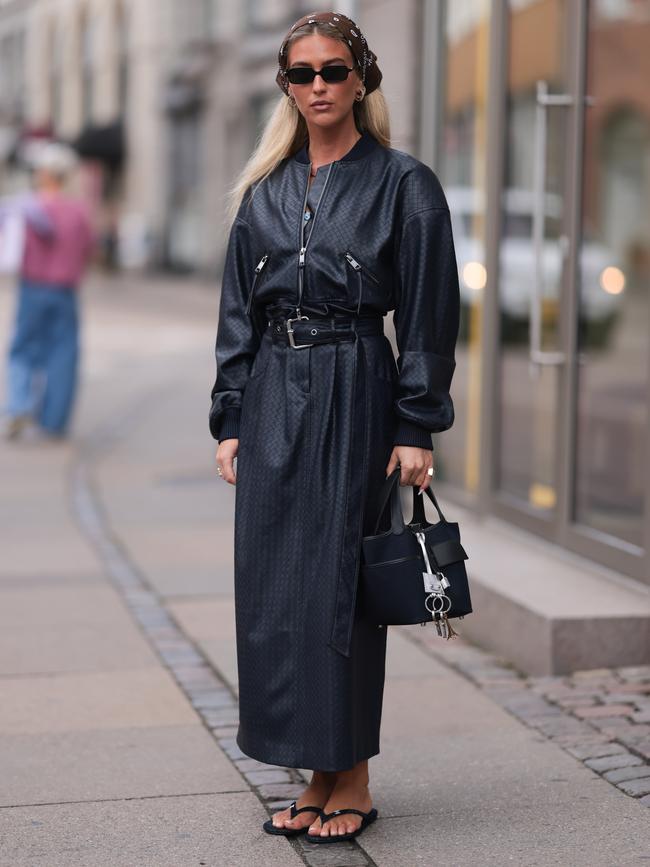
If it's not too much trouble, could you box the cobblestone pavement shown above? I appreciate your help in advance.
[404,627,650,807]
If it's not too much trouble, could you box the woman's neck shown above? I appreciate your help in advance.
[306,122,362,172]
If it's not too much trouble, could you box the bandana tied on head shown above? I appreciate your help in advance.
[276,11,382,97]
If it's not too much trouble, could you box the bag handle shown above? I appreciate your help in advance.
[372,468,447,535]
[372,468,404,535]
[411,483,447,526]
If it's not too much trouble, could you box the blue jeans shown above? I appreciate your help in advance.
[5,279,80,434]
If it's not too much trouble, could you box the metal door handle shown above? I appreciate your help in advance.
[530,80,573,373]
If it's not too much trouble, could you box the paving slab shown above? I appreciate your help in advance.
[0,792,301,867]
[0,583,159,675]
[0,524,100,579]
[360,805,647,867]
[357,637,650,863]
[0,725,246,806]
[0,668,198,735]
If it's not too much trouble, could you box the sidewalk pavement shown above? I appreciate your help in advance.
[1,272,649,866]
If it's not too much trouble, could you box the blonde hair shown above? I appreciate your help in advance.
[224,21,391,228]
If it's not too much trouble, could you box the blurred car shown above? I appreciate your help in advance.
[446,186,624,344]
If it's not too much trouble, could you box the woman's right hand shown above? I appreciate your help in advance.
[216,439,239,485]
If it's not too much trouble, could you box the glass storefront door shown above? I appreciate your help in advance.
[437,1,491,496]
[490,0,650,577]
[496,0,573,521]
[573,0,650,552]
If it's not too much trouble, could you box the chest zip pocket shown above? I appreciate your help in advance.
[245,253,270,316]
[344,251,380,314]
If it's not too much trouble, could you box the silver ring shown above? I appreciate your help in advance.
[217,466,223,476]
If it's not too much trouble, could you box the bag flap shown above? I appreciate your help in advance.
[427,538,468,567]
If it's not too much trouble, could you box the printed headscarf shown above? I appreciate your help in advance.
[276,11,382,97]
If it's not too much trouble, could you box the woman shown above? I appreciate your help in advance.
[209,11,460,843]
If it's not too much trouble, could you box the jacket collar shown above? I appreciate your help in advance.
[293,129,379,164]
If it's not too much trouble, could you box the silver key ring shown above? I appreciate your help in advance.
[425,592,451,614]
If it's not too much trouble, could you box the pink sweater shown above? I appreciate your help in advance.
[21,193,95,289]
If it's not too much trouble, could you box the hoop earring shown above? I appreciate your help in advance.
[287,92,296,107]
[355,86,366,101]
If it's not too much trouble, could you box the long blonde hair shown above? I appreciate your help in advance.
[224,21,391,228]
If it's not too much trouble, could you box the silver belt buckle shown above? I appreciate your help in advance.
[286,315,313,349]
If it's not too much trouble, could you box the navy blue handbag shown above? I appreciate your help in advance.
[360,468,472,637]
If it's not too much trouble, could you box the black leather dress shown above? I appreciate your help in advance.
[209,128,460,771]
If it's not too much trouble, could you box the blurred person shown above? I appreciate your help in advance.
[1,142,95,440]
[209,11,459,843]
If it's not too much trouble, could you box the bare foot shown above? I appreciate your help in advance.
[269,770,336,831]
[308,760,373,837]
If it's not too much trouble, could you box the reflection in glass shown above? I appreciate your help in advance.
[497,0,569,512]
[438,1,490,494]
[573,1,650,547]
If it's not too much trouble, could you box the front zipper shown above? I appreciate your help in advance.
[344,251,380,314]
[245,253,269,315]
[296,161,336,316]
[344,251,380,284]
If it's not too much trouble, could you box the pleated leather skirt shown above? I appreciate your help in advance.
[233,306,398,771]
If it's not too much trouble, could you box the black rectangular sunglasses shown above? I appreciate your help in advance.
[286,64,356,85]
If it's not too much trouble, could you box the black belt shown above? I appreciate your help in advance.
[267,313,384,349]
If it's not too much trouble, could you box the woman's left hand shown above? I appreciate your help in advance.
[385,446,434,493]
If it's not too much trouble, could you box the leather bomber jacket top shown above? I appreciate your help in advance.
[209,128,461,451]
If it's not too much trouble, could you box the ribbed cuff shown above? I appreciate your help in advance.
[393,418,434,450]
[216,407,241,442]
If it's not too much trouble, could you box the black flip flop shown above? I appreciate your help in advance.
[306,806,378,843]
[262,800,323,836]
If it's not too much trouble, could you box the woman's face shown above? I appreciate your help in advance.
[286,33,360,130]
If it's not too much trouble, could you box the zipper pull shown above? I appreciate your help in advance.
[345,252,361,270]
[299,246,306,267]
[246,254,269,315]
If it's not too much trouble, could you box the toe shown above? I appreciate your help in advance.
[273,810,288,828]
